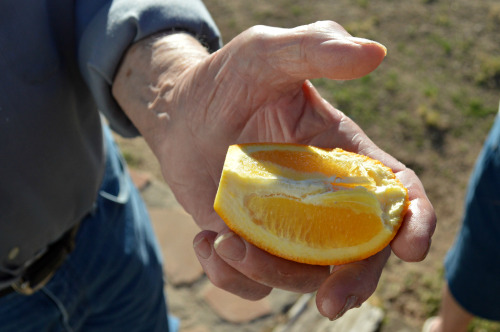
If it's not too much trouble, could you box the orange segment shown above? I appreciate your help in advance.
[250,149,357,177]
[214,143,409,265]
[245,195,383,248]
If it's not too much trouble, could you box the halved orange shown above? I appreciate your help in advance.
[214,143,409,265]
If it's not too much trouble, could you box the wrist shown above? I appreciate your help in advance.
[112,31,210,155]
[147,31,210,86]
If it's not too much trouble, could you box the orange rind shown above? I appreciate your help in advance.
[214,143,409,265]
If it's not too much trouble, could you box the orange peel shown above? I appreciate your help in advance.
[214,143,409,265]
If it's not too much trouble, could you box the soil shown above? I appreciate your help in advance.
[115,0,500,330]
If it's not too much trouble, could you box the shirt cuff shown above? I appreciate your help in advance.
[77,0,222,137]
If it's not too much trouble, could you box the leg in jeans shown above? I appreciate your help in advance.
[0,126,174,332]
[427,113,500,331]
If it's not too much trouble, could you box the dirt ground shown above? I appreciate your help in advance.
[116,0,500,330]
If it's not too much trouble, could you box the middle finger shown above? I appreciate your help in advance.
[213,229,331,293]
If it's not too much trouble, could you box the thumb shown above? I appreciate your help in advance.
[236,20,387,83]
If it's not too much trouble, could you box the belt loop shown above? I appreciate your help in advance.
[8,221,81,296]
[11,272,56,295]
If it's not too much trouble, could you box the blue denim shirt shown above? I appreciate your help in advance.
[0,0,221,287]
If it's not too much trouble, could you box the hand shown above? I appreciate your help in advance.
[113,21,436,320]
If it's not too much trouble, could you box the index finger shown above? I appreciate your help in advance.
[325,115,437,261]
[391,168,437,261]
[213,229,331,293]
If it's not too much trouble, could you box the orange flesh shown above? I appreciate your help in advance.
[249,150,361,177]
[244,194,383,249]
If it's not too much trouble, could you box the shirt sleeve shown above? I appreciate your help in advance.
[76,0,222,137]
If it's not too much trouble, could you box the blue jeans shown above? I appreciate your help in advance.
[445,112,500,321]
[0,126,177,331]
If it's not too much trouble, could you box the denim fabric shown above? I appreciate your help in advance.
[445,112,500,321]
[0,126,176,331]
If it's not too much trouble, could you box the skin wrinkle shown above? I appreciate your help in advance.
[227,85,264,142]
[183,62,247,150]
[148,81,174,115]
[349,132,363,153]
[270,100,297,142]
[298,32,310,76]
[231,29,277,88]
[288,91,312,142]
[270,97,300,142]
[185,78,216,132]
[297,87,339,143]
[237,81,309,143]
[207,56,269,138]
[337,112,408,172]
[250,263,326,293]
[206,58,234,110]
[273,22,354,81]
[405,170,426,200]
[160,129,216,219]
[316,40,357,79]
[328,44,351,78]
[276,31,314,80]
[252,37,303,88]
[290,90,336,144]
[304,115,346,148]
[279,268,327,293]
[210,267,260,296]
[237,105,277,143]
[184,190,220,231]
[211,48,232,82]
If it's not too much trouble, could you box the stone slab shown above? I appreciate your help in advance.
[149,208,205,286]
[201,283,273,323]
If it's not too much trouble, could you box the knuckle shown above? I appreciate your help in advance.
[245,25,270,39]
[206,270,236,290]
[311,20,344,31]
[246,26,272,50]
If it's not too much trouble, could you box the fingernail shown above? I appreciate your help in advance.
[321,298,335,319]
[214,232,246,261]
[193,237,212,260]
[332,295,358,321]
[347,37,387,56]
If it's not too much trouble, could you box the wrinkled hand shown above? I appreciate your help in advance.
[113,21,436,320]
